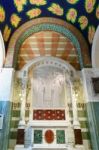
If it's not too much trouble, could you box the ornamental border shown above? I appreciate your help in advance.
[5,17,90,69]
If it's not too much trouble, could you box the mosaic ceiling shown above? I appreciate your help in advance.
[0,0,99,55]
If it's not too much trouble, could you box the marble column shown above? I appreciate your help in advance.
[69,79,83,147]
[69,80,80,128]
[28,78,33,122]
[64,76,71,126]
[16,71,28,147]
[19,71,28,126]
[64,75,75,147]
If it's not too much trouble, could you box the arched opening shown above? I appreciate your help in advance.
[15,57,83,149]
[5,18,91,70]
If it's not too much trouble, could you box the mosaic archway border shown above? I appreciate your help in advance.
[5,17,91,69]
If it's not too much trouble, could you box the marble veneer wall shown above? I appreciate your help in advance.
[0,68,14,150]
[82,68,99,150]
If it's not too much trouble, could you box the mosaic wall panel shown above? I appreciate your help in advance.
[56,130,65,144]
[33,109,65,120]
[34,130,42,144]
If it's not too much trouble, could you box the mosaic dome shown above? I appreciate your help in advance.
[0,0,98,56]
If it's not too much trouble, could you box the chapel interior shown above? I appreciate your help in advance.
[0,1,99,150]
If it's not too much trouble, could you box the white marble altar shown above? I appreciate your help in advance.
[15,57,84,150]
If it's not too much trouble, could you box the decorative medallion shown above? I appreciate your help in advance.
[45,130,54,143]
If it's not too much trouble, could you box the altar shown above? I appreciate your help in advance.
[14,57,84,150]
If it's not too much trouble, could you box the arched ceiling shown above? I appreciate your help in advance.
[17,31,80,70]
[0,0,99,57]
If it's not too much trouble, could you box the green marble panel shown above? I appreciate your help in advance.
[86,102,99,150]
[56,130,65,144]
[34,130,42,144]
[9,131,17,139]
[0,101,12,150]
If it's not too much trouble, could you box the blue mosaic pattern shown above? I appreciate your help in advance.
[0,0,99,55]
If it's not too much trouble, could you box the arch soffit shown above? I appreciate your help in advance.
[5,17,90,68]
[20,56,77,80]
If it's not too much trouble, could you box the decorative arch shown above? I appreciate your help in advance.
[20,56,77,79]
[5,17,91,69]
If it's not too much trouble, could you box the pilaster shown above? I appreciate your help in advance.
[82,68,99,150]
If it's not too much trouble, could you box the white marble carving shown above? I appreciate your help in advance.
[82,68,99,102]
[32,66,65,108]
[15,57,83,150]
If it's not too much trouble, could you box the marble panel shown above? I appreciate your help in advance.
[56,130,65,144]
[34,130,42,144]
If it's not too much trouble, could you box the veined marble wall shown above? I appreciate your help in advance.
[82,68,99,150]
[0,68,14,150]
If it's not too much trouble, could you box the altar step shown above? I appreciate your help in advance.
[32,148,68,150]
[15,146,70,150]
[32,145,67,149]
[15,145,84,150]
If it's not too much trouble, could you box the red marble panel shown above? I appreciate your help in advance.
[45,130,54,143]
[74,129,83,145]
[33,109,65,120]
[16,129,24,145]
